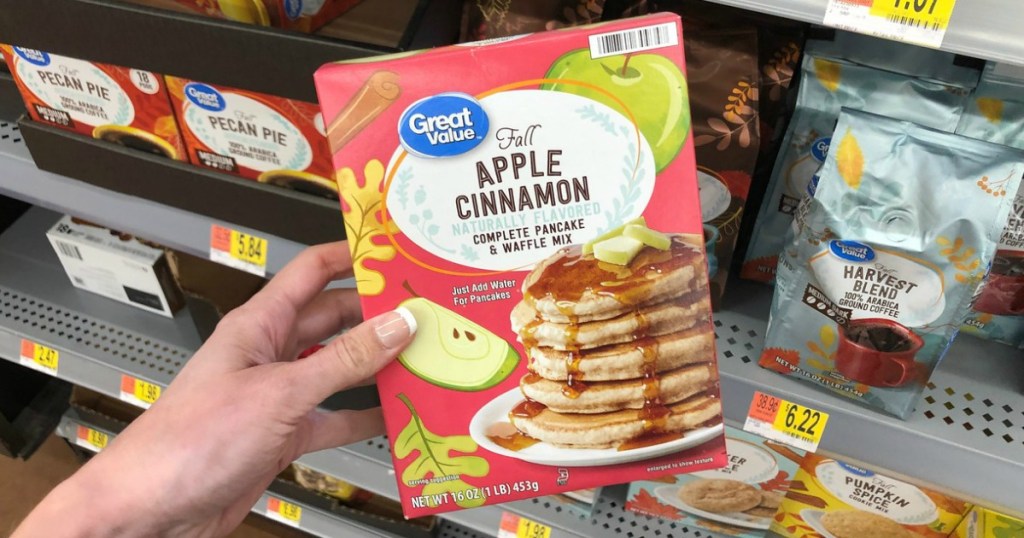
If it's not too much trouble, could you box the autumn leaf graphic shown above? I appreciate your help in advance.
[814,58,842,92]
[836,129,864,190]
[694,79,759,151]
[337,159,398,296]
[626,489,681,520]
[976,97,1004,123]
[394,393,489,509]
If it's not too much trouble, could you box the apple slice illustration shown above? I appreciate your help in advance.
[398,297,520,391]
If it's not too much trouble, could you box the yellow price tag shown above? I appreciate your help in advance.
[517,517,552,538]
[229,230,267,267]
[772,400,830,446]
[267,498,302,526]
[870,0,956,30]
[19,339,58,373]
[76,426,108,451]
[134,379,161,404]
[120,375,161,407]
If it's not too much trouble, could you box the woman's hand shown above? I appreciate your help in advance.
[14,242,415,538]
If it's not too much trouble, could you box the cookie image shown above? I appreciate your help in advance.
[743,505,777,518]
[503,233,722,450]
[757,490,784,509]
[678,479,762,513]
[820,510,913,538]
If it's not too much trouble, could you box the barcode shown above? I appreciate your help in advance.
[589,22,678,59]
[56,241,83,261]
[886,14,941,31]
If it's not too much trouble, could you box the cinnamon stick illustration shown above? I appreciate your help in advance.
[327,70,401,150]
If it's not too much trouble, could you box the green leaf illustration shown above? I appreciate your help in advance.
[394,393,489,508]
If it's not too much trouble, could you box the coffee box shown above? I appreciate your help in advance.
[165,77,336,198]
[626,426,804,537]
[1,45,186,161]
[772,453,971,538]
[952,506,1024,538]
[315,14,727,516]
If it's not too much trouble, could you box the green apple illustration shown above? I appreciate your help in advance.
[542,49,690,172]
[398,297,520,391]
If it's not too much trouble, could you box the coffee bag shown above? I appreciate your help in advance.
[759,109,1023,418]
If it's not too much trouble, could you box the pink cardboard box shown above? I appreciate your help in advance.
[315,13,726,517]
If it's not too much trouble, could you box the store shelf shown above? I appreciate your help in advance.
[53,408,483,538]
[0,0,460,102]
[703,0,1023,67]
[0,122,317,276]
[0,72,24,122]
[5,205,1022,535]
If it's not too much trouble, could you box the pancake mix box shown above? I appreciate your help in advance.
[626,426,804,537]
[314,13,727,516]
[771,453,970,538]
[166,77,336,198]
[1,45,186,161]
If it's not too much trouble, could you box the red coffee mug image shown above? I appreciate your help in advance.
[836,318,924,387]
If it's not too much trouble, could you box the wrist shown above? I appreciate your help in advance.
[14,457,157,538]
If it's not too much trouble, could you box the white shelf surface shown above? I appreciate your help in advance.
[3,206,1023,537]
[0,121,308,276]
[704,0,1024,67]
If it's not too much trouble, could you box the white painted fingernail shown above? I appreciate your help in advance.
[374,308,417,349]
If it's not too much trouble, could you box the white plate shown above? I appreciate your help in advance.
[469,388,723,467]
[654,485,770,530]
[800,509,839,538]
[698,171,732,222]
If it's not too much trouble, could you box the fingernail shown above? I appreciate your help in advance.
[374,308,417,349]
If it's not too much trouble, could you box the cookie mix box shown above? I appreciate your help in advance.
[314,13,727,516]
[626,426,805,537]
[953,506,1024,538]
[1,45,186,161]
[771,453,970,538]
[166,77,336,199]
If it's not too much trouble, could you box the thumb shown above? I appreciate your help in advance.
[288,308,417,408]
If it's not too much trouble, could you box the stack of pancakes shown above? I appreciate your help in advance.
[507,234,722,449]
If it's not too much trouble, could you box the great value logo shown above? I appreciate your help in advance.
[399,93,489,158]
[811,136,831,163]
[184,83,227,112]
[829,240,875,262]
[13,47,50,66]
[283,0,303,19]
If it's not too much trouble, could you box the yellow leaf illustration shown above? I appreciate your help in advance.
[937,236,951,246]
[836,130,864,190]
[955,273,967,284]
[807,341,826,359]
[808,359,829,371]
[814,58,842,92]
[820,325,836,348]
[338,159,398,296]
[976,97,1004,123]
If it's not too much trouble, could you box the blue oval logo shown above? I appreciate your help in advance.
[838,462,875,477]
[399,93,489,158]
[811,136,831,163]
[283,0,303,19]
[14,47,50,66]
[184,83,226,112]
[829,240,876,262]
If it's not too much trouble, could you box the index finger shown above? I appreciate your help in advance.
[248,241,354,317]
